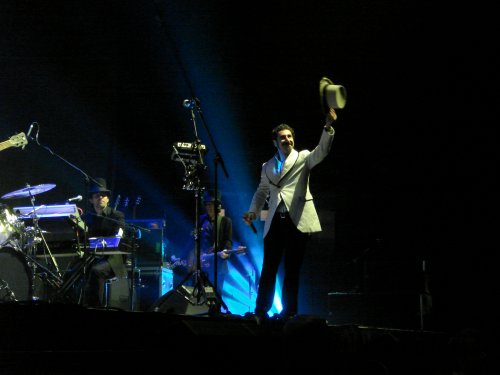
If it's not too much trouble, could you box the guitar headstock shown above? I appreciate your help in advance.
[135,195,142,207]
[235,245,247,255]
[5,132,28,148]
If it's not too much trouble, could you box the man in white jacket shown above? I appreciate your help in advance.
[243,108,337,323]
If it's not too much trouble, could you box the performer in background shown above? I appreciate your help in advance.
[188,190,233,298]
[243,108,338,323]
[81,177,127,307]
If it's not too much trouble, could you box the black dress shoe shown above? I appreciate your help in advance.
[254,312,269,325]
[272,312,296,323]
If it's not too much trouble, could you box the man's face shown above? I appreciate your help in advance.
[89,192,109,210]
[275,129,294,156]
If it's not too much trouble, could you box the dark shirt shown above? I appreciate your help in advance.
[199,213,232,252]
[82,205,128,278]
[82,206,125,237]
[198,213,233,275]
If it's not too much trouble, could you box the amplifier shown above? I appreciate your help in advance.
[126,219,165,267]
[135,266,173,312]
[107,267,173,312]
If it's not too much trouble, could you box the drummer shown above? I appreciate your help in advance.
[81,177,127,308]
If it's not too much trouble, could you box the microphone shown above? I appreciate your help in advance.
[67,195,83,203]
[249,222,257,234]
[183,99,195,109]
[26,123,35,138]
[182,98,200,109]
[243,215,258,234]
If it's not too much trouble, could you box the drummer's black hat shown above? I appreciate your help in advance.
[88,177,111,196]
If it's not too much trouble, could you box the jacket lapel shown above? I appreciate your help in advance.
[278,149,298,185]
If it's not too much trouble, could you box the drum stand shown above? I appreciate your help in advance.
[0,278,17,301]
[22,193,64,300]
[55,252,97,304]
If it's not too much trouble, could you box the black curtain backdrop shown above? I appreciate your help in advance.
[0,1,496,330]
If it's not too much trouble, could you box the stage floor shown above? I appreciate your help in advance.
[2,301,492,374]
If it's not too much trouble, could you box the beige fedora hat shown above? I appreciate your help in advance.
[319,76,347,113]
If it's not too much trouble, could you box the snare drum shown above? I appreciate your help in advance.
[0,246,33,302]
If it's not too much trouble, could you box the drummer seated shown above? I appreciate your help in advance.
[81,177,128,308]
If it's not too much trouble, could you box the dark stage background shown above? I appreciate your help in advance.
[0,1,496,331]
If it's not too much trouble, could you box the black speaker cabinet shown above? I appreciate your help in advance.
[105,267,174,312]
[126,219,165,267]
[149,286,211,316]
[135,267,173,312]
[106,276,130,310]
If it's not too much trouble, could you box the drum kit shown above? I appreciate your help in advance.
[0,183,73,303]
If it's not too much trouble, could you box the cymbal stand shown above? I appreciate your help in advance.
[24,189,63,298]
[23,252,63,291]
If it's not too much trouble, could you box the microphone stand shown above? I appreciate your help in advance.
[160,99,228,316]
[190,98,230,316]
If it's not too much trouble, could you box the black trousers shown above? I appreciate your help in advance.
[255,213,309,316]
[83,257,115,307]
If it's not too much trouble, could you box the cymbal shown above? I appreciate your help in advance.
[1,183,56,199]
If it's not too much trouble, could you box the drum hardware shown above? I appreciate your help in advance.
[1,183,56,200]
[22,226,43,249]
[0,245,63,303]
[0,278,17,301]
[4,184,64,301]
[54,252,97,304]
[0,246,33,302]
[23,252,64,289]
[23,187,61,270]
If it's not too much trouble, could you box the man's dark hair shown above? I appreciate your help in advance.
[271,124,295,141]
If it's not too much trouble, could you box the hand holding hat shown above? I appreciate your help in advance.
[319,76,347,114]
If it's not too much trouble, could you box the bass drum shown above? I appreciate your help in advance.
[0,246,33,302]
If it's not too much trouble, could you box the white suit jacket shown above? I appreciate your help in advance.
[249,128,335,238]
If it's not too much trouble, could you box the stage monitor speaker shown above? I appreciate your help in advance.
[149,286,210,316]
